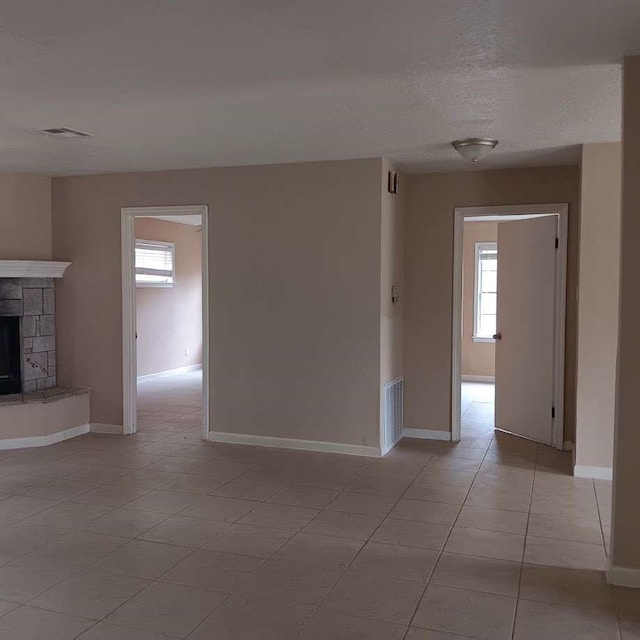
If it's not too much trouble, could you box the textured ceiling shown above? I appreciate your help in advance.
[0,0,638,176]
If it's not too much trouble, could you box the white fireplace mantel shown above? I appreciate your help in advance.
[0,260,71,279]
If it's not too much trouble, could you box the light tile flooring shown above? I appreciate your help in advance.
[461,381,496,440]
[0,377,632,639]
[136,368,204,441]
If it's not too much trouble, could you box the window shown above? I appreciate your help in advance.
[474,242,497,341]
[135,239,175,286]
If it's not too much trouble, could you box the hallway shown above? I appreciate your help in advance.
[136,368,203,441]
[461,381,496,439]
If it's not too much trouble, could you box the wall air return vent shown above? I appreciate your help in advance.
[383,377,404,454]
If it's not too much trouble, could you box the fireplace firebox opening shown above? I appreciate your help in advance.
[0,316,21,395]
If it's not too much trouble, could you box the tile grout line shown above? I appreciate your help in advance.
[592,478,610,553]
[591,477,623,640]
[403,427,495,635]
[2,382,600,639]
[89,438,385,636]
[77,449,289,636]
[292,450,436,638]
[508,440,538,640]
[39,434,408,637]
[187,450,387,639]
[130,410,493,637]
[0,398,223,636]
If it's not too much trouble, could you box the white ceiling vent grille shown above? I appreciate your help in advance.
[42,127,91,138]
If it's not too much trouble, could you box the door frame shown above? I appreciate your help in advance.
[121,205,210,439]
[451,203,569,449]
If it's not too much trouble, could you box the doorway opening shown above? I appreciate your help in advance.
[121,205,209,440]
[452,204,568,449]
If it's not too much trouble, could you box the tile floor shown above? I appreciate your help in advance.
[0,377,633,639]
[461,381,496,440]
[136,368,204,441]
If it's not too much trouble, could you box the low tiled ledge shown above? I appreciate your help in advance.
[0,386,90,407]
[0,387,91,449]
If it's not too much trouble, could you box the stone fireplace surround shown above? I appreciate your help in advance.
[0,277,57,392]
[0,261,91,450]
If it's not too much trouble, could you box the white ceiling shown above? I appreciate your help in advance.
[0,0,638,176]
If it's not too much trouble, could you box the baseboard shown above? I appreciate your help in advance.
[461,375,495,383]
[137,364,202,382]
[607,564,640,588]
[90,423,124,435]
[403,428,452,442]
[574,464,613,480]
[207,431,381,457]
[0,423,90,450]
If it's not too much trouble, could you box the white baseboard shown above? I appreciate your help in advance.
[207,431,381,458]
[90,423,124,435]
[608,564,640,588]
[574,464,613,480]
[403,428,452,442]
[461,375,495,383]
[137,364,202,382]
[0,423,90,450]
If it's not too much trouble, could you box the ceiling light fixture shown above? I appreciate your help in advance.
[42,127,91,139]
[451,137,498,162]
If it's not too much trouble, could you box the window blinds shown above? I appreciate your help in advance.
[135,240,175,284]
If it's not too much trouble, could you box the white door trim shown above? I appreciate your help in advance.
[121,205,210,440]
[452,203,568,449]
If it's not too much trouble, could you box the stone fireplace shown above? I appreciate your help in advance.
[0,261,70,396]
[0,277,57,393]
[0,260,92,448]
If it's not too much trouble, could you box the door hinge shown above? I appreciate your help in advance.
[555,237,559,249]
[551,406,556,419]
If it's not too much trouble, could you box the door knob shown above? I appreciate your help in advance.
[493,332,502,341]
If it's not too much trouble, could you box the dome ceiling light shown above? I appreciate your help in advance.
[451,137,499,162]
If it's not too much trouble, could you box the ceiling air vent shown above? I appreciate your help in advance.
[42,127,91,138]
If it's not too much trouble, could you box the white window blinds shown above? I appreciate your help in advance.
[135,239,175,286]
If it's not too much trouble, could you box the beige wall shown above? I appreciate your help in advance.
[0,173,52,260]
[404,166,581,438]
[611,56,640,574]
[462,221,497,377]
[52,159,384,447]
[575,143,621,472]
[135,218,203,377]
[0,392,89,440]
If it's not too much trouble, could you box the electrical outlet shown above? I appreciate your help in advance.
[185,348,190,357]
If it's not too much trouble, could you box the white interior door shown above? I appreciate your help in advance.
[494,216,557,445]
